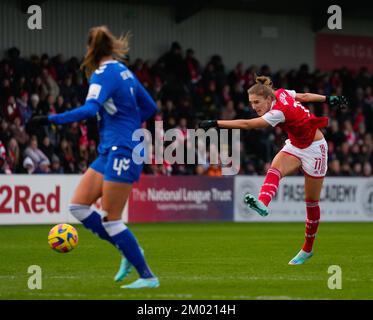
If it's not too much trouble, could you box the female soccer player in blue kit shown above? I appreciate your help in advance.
[31,26,159,289]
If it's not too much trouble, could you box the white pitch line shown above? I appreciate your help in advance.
[16,292,194,299]
[160,275,326,281]
[5,292,312,300]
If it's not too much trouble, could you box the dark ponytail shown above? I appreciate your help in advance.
[81,25,131,79]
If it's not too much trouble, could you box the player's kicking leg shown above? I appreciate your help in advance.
[244,193,269,216]
[245,152,301,217]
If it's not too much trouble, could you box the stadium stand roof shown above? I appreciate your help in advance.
[19,0,373,31]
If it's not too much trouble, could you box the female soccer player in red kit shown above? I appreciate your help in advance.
[200,76,348,265]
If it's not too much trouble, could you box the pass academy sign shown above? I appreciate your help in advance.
[234,176,373,222]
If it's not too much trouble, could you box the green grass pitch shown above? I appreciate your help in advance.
[0,222,372,300]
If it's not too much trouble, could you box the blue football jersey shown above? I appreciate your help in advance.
[48,60,157,154]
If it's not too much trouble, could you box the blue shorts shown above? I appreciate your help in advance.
[90,146,143,184]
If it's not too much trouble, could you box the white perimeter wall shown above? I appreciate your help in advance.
[0,175,372,224]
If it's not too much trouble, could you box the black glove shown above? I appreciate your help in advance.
[29,115,49,126]
[198,120,218,130]
[326,96,349,109]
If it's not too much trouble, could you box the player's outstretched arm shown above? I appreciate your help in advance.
[29,100,101,126]
[295,93,326,103]
[199,118,270,130]
[295,93,349,109]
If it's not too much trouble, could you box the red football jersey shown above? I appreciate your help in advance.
[262,88,328,149]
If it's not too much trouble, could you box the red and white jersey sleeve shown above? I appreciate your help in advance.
[284,90,296,99]
[261,109,285,127]
[261,90,296,127]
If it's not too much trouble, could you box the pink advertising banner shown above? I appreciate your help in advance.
[316,33,373,71]
[128,176,234,223]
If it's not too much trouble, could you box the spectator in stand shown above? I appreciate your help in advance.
[40,53,58,80]
[55,95,66,113]
[343,120,357,146]
[132,58,153,89]
[0,139,11,174]
[29,93,42,116]
[57,138,76,173]
[39,136,54,162]
[16,91,32,124]
[41,68,60,100]
[353,162,363,176]
[0,78,13,106]
[221,84,232,105]
[14,76,30,98]
[326,120,345,148]
[75,72,88,103]
[59,74,76,103]
[23,156,35,174]
[3,95,21,122]
[7,137,20,172]
[205,145,222,176]
[24,135,50,172]
[363,162,372,177]
[185,48,202,90]
[0,46,372,177]
[10,117,29,148]
[209,54,226,91]
[341,162,352,176]
[178,97,195,125]
[37,159,51,174]
[157,41,188,84]
[203,80,223,112]
[42,94,58,115]
[50,154,64,173]
[228,62,245,88]
[231,81,246,105]
[0,119,12,144]
[221,100,236,120]
[31,76,48,101]
[78,141,89,163]
[203,62,218,90]
[65,122,81,148]
[247,65,262,83]
[206,163,222,176]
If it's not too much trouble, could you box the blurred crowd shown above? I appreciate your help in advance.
[0,43,372,177]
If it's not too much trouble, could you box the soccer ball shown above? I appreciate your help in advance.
[48,224,78,253]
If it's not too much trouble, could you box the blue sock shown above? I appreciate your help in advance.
[103,220,155,279]
[69,204,114,245]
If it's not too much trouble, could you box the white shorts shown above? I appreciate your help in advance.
[280,138,328,178]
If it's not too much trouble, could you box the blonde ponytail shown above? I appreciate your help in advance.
[255,75,273,88]
[248,75,275,99]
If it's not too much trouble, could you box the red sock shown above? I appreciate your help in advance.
[302,200,320,253]
[258,167,281,207]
